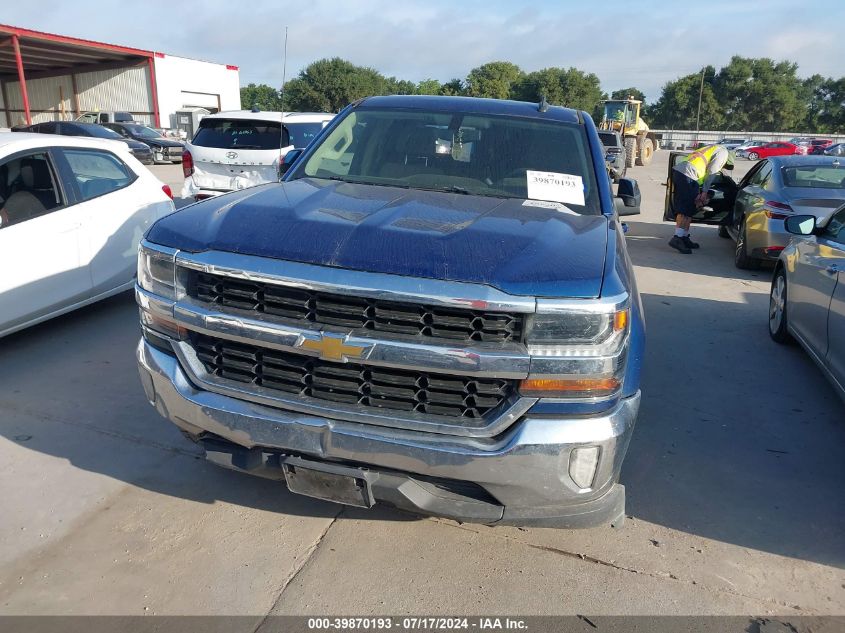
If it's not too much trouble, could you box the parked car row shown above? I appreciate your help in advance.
[664,151,845,403]
[12,119,184,165]
[666,153,845,269]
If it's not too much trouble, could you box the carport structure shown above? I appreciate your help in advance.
[0,23,160,127]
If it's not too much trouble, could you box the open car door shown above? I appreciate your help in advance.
[663,151,738,224]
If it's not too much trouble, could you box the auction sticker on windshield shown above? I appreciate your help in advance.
[526,170,585,206]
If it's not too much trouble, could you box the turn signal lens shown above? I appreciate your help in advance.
[519,377,621,398]
[613,309,628,332]
[140,312,187,340]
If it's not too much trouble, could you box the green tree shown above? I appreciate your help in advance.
[417,79,442,95]
[281,58,390,112]
[439,79,465,96]
[385,77,417,95]
[713,56,807,131]
[610,87,646,104]
[802,75,845,133]
[465,61,524,99]
[240,83,282,110]
[510,67,604,114]
[649,67,723,129]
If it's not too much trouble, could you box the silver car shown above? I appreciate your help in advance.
[770,209,845,403]
[728,156,845,269]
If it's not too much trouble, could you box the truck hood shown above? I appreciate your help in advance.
[148,178,609,298]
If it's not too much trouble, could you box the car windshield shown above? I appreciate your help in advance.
[82,125,123,139]
[782,165,845,189]
[292,107,601,214]
[286,122,327,148]
[125,125,163,140]
[598,132,620,147]
[192,118,288,150]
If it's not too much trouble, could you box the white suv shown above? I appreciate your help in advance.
[181,110,334,199]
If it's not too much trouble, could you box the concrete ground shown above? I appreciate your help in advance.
[1,154,843,617]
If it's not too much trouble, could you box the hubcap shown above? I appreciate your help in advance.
[770,275,785,332]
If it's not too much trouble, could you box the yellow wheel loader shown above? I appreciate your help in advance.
[599,98,658,168]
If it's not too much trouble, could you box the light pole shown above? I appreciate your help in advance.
[695,67,705,145]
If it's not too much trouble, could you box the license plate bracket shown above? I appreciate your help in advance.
[281,457,374,508]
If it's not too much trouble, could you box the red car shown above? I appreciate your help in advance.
[809,139,834,154]
[744,142,805,160]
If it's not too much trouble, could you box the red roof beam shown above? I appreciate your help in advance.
[0,23,154,58]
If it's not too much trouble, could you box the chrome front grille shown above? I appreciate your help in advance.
[192,333,516,419]
[188,271,524,344]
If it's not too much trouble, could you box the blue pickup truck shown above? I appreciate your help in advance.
[135,95,645,528]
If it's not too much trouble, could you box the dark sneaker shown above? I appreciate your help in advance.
[669,235,692,254]
[683,235,700,249]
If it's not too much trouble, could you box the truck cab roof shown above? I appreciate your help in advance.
[357,95,583,125]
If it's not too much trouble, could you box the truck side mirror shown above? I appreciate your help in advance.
[615,177,641,216]
[279,149,304,178]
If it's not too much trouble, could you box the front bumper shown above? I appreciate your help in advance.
[133,151,154,165]
[137,339,639,528]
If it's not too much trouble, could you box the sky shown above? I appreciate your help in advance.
[4,0,844,102]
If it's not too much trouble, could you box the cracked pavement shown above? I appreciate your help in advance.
[1,155,843,616]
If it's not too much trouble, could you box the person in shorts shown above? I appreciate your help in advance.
[670,145,734,254]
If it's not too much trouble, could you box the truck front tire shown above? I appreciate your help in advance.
[624,137,637,168]
[636,137,654,166]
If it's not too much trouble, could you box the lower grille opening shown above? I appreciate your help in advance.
[191,333,515,420]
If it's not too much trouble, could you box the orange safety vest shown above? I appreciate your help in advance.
[681,145,722,185]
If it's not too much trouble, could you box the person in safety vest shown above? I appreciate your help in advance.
[669,144,734,254]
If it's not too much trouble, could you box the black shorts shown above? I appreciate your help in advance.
[671,169,700,218]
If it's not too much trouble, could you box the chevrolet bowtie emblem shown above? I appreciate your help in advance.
[299,333,369,362]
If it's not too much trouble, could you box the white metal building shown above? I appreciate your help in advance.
[0,23,240,129]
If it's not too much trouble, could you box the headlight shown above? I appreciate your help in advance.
[521,298,630,399]
[137,242,184,344]
[137,242,177,299]
[526,309,626,346]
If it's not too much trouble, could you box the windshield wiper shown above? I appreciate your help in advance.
[432,185,471,195]
[316,176,411,189]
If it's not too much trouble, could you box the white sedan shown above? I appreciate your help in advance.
[0,132,174,338]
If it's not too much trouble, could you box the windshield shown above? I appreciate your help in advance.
[125,124,163,140]
[782,165,845,189]
[192,118,288,150]
[83,125,123,139]
[292,107,600,214]
[598,132,620,147]
[603,103,635,125]
[286,122,327,148]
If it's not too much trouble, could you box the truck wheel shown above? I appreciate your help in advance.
[624,137,637,168]
[636,138,654,166]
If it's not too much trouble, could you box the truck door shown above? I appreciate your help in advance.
[663,151,737,224]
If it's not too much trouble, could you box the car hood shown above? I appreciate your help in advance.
[148,178,610,298]
[125,139,150,150]
[139,137,182,148]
